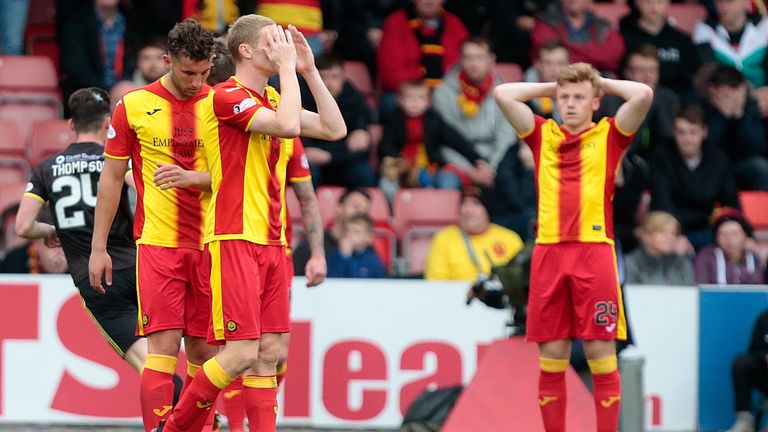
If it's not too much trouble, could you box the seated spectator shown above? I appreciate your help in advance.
[613,151,650,254]
[327,214,387,278]
[59,0,138,103]
[597,44,680,158]
[207,39,235,86]
[0,0,29,55]
[619,0,701,101]
[625,211,695,285]
[650,105,740,249]
[530,0,625,75]
[0,239,68,274]
[302,54,376,188]
[702,65,768,191]
[693,0,768,89]
[433,37,518,170]
[131,38,168,86]
[292,187,371,276]
[694,208,765,285]
[524,39,570,121]
[425,193,523,281]
[378,0,469,94]
[482,143,536,240]
[727,308,768,432]
[379,80,494,202]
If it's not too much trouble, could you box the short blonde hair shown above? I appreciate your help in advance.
[227,14,275,63]
[636,211,680,237]
[557,62,601,95]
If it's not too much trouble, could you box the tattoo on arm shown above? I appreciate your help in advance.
[293,180,324,256]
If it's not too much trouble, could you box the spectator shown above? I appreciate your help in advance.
[302,54,376,188]
[625,211,695,285]
[0,0,29,55]
[184,0,240,35]
[650,105,740,249]
[694,208,765,285]
[425,193,523,281]
[207,39,235,86]
[726,308,768,432]
[379,80,494,202]
[613,152,650,254]
[378,0,469,94]
[530,0,625,75]
[693,0,768,89]
[597,44,680,159]
[524,39,570,121]
[703,65,768,191]
[109,80,138,111]
[327,214,387,278]
[482,143,537,240]
[131,38,168,86]
[292,187,372,276]
[619,0,701,101]
[433,37,518,170]
[59,0,138,103]
[0,239,68,274]
[256,0,341,54]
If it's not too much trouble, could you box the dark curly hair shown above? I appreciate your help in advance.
[167,19,215,62]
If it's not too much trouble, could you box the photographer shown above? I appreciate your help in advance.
[424,192,524,281]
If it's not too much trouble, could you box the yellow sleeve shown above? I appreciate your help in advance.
[424,229,452,280]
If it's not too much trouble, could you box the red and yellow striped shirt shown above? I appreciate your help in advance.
[284,137,312,249]
[256,0,322,35]
[105,77,210,249]
[521,115,633,245]
[201,77,302,246]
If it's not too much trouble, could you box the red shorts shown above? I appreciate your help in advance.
[526,242,627,343]
[136,244,211,338]
[208,240,290,343]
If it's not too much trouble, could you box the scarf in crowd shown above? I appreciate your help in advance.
[407,4,446,88]
[457,70,493,117]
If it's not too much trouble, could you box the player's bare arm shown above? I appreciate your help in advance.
[494,82,557,136]
[89,157,129,293]
[599,77,654,134]
[249,25,302,138]
[293,179,326,287]
[15,196,59,247]
[153,163,212,192]
[289,25,347,141]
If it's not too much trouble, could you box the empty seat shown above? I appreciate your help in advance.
[344,61,377,108]
[29,119,75,166]
[0,55,60,103]
[373,227,397,274]
[392,188,461,239]
[27,35,59,72]
[495,63,523,83]
[0,119,27,158]
[0,103,59,141]
[590,2,630,28]
[0,181,27,215]
[402,228,439,275]
[0,159,31,183]
[367,187,391,226]
[667,3,707,35]
[740,191,768,229]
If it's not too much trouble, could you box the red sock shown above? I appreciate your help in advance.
[243,375,278,432]
[222,377,246,432]
[538,370,567,432]
[164,358,232,432]
[593,370,622,432]
[140,354,178,431]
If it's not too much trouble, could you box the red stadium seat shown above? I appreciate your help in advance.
[667,3,707,35]
[402,228,439,275]
[367,187,391,226]
[740,191,768,229]
[495,63,523,83]
[27,35,59,72]
[590,3,630,28]
[316,185,346,226]
[392,188,461,239]
[0,56,61,104]
[0,159,30,183]
[0,103,60,141]
[344,61,377,108]
[373,227,396,273]
[368,123,382,171]
[0,119,27,159]
[25,0,56,27]
[0,181,27,214]
[29,119,75,166]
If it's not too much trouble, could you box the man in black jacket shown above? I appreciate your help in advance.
[727,308,768,432]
